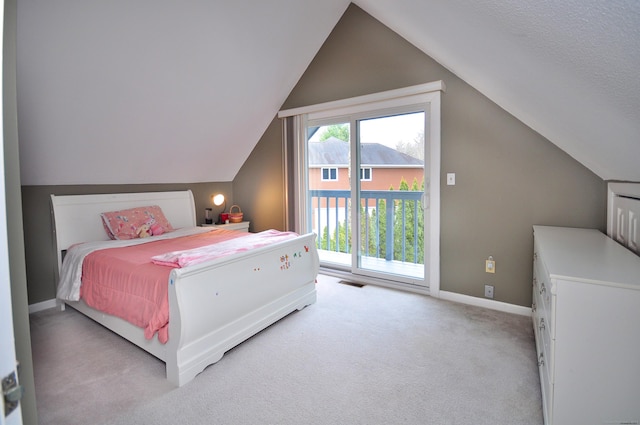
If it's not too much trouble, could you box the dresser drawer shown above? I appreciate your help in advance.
[532,269,547,323]
[539,315,553,382]
[533,287,554,377]
[538,347,553,425]
[533,308,554,424]
[533,248,555,340]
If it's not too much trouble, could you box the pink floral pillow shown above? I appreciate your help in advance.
[101,205,174,240]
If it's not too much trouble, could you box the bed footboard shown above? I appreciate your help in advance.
[165,232,319,386]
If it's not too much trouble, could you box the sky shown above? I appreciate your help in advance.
[310,112,424,148]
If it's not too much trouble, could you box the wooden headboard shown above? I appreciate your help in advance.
[50,190,197,273]
[607,182,640,256]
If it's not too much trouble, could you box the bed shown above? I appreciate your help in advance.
[50,190,319,386]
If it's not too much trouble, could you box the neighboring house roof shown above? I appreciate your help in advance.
[309,137,423,166]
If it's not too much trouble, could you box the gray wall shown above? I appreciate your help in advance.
[233,117,287,233]
[235,4,606,307]
[23,182,233,304]
[4,0,37,421]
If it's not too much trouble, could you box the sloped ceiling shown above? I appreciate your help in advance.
[16,0,349,185]
[17,0,640,185]
[359,0,640,182]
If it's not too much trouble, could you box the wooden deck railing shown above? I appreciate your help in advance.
[309,189,424,264]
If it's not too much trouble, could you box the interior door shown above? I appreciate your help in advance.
[0,0,23,414]
[0,256,22,425]
[1,0,23,416]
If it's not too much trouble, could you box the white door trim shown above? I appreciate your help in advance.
[281,81,444,297]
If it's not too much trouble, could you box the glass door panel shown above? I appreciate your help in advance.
[355,112,426,283]
[306,122,351,267]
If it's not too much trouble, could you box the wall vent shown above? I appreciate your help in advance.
[338,280,365,288]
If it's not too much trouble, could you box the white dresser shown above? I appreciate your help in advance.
[532,226,640,425]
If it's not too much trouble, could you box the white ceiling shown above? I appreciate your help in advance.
[17,0,640,185]
[361,0,640,182]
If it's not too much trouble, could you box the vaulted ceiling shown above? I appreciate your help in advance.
[17,0,640,185]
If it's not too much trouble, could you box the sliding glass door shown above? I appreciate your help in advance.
[306,108,427,287]
[280,82,443,294]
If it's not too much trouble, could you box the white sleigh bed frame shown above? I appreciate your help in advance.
[50,190,319,386]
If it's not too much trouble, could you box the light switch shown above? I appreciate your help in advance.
[447,173,456,185]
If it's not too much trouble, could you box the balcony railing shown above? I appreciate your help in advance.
[309,189,424,264]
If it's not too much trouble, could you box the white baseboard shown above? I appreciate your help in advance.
[29,298,58,314]
[438,290,532,316]
[319,269,532,316]
[29,289,531,319]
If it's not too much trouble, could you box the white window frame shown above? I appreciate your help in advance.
[321,167,338,181]
[279,81,444,297]
[360,167,372,181]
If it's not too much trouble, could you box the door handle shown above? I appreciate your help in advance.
[423,184,430,209]
[2,370,24,417]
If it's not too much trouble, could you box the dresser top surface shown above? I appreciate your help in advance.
[534,225,640,289]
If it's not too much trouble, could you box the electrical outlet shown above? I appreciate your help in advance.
[484,285,494,299]
[485,257,496,273]
[447,173,456,185]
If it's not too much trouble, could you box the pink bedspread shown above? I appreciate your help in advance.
[80,229,291,343]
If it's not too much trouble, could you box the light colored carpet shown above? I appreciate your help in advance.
[30,274,543,425]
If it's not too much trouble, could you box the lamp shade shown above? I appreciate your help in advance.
[212,194,225,206]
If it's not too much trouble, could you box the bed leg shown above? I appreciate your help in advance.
[166,350,225,387]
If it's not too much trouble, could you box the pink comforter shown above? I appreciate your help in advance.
[79,229,293,343]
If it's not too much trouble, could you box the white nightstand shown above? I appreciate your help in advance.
[201,221,250,232]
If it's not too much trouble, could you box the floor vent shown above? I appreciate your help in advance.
[338,280,365,288]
